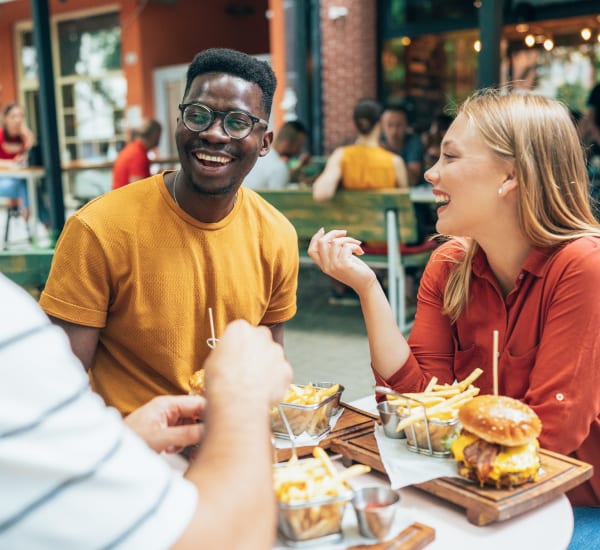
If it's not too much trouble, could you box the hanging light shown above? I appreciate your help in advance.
[524,34,536,47]
[474,39,482,52]
[543,38,554,51]
[400,36,411,46]
[581,28,592,41]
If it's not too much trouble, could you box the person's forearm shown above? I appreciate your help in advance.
[178,394,276,549]
[359,281,411,380]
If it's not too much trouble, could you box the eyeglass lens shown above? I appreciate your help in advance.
[182,104,254,139]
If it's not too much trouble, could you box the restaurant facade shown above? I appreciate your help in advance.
[0,0,599,165]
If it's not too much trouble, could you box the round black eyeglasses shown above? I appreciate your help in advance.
[179,102,268,140]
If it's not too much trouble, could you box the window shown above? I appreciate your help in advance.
[16,10,126,162]
[381,15,600,131]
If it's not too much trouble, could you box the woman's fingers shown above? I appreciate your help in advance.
[308,229,365,270]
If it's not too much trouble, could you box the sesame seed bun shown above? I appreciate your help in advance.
[458,395,542,447]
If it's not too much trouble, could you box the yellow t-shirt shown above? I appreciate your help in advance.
[340,144,397,190]
[40,173,299,414]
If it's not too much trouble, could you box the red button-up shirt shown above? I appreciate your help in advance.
[376,237,600,506]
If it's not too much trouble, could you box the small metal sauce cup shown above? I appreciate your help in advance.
[377,401,406,439]
[352,486,400,540]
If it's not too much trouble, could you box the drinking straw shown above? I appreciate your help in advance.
[208,307,216,343]
[206,307,219,349]
[492,330,499,396]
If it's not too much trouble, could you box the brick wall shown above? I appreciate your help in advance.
[320,0,378,153]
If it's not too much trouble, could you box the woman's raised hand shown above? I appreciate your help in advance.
[307,228,378,294]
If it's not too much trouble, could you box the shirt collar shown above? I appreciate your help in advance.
[472,243,557,280]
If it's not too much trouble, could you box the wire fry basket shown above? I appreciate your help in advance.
[392,395,460,458]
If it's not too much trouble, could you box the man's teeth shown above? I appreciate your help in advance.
[195,152,232,164]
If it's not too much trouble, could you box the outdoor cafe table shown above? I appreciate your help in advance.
[164,394,574,550]
[271,394,574,550]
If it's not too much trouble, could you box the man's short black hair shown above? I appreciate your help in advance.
[184,48,277,116]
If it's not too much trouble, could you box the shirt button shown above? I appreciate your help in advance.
[555,393,565,401]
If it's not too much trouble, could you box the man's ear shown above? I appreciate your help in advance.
[259,130,274,157]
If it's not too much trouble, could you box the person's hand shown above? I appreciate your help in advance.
[308,228,377,294]
[124,395,205,453]
[203,319,292,407]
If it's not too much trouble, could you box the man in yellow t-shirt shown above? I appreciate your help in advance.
[39,48,299,414]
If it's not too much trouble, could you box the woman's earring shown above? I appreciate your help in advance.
[498,187,504,195]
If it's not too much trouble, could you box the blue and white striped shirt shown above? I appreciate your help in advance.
[0,275,197,549]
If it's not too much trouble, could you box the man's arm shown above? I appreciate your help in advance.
[173,320,292,550]
[47,315,100,371]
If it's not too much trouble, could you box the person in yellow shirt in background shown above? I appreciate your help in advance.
[312,97,408,304]
[312,97,408,202]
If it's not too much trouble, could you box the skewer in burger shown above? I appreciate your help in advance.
[450,395,542,488]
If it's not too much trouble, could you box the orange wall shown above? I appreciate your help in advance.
[131,0,270,117]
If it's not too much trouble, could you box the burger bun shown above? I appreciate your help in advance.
[458,394,541,447]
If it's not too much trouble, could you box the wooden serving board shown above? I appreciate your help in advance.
[274,403,377,463]
[329,427,593,526]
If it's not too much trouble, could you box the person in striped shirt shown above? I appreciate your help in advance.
[0,274,291,549]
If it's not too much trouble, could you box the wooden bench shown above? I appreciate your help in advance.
[257,188,436,333]
[0,248,54,292]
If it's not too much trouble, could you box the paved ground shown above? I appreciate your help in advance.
[284,266,376,402]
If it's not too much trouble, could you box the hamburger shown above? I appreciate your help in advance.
[188,369,206,397]
[450,395,542,488]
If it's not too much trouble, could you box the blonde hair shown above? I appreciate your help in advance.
[443,88,600,322]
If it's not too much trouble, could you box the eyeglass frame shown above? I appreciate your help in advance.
[178,102,269,140]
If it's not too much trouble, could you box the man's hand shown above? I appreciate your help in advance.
[203,320,292,407]
[124,395,205,453]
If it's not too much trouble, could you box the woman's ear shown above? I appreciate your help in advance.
[499,167,518,195]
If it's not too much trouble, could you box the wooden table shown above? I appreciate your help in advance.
[271,398,577,549]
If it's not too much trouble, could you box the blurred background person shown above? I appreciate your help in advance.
[0,103,35,221]
[380,103,424,187]
[312,97,408,305]
[579,82,600,220]
[313,97,408,202]
[422,113,454,175]
[244,119,309,189]
[112,118,162,190]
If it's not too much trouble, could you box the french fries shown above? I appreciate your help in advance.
[282,383,341,406]
[271,383,343,438]
[385,368,483,454]
[274,447,370,542]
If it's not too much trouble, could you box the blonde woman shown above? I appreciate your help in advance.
[309,89,600,543]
